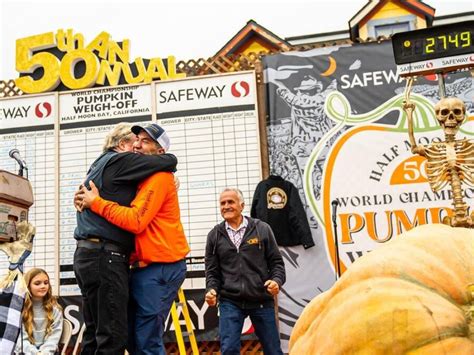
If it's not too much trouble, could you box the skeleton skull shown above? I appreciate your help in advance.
[434,97,466,136]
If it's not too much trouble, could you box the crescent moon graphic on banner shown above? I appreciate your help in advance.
[321,56,337,77]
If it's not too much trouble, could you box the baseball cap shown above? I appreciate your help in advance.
[131,123,170,152]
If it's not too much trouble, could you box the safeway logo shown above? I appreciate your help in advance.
[231,81,250,97]
[35,102,52,118]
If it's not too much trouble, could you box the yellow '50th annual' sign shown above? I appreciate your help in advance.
[15,29,186,93]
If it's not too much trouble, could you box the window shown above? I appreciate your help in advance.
[374,22,411,37]
[367,15,416,38]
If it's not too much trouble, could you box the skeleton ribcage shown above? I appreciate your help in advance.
[457,139,474,187]
[425,140,474,191]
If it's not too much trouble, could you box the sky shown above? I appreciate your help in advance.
[1,0,473,80]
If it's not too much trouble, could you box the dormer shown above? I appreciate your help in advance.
[349,0,435,41]
[213,20,292,57]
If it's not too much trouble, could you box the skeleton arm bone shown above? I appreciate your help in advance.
[404,101,426,156]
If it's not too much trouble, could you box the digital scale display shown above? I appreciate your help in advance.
[392,21,473,65]
[392,21,474,76]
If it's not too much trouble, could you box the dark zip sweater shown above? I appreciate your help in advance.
[205,217,286,309]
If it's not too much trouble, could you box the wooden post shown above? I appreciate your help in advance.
[255,60,270,179]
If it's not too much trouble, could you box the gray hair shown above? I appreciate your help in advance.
[220,188,245,204]
[102,123,135,152]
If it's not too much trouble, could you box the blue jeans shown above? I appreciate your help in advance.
[128,260,186,355]
[219,300,283,355]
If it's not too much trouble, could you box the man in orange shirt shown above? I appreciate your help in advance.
[80,123,189,355]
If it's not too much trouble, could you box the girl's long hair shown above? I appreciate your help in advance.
[22,268,62,344]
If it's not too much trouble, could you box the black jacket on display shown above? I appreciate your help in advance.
[251,175,315,249]
[205,217,286,309]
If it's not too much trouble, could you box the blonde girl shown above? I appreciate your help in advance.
[15,268,63,355]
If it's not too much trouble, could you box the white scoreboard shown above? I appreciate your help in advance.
[0,71,262,295]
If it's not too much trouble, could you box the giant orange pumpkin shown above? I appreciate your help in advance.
[289,224,474,354]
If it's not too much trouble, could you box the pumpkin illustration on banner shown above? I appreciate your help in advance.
[289,224,474,354]
[303,91,474,273]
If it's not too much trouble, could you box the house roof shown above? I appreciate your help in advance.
[213,19,292,57]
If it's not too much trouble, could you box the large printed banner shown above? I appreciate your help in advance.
[263,41,473,350]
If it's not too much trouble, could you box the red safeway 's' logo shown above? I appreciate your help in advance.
[231,81,250,97]
[424,73,447,81]
[35,102,52,118]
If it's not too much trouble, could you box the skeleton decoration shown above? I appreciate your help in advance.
[405,95,474,228]
[0,221,35,289]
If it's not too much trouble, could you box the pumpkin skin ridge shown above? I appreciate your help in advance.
[325,242,469,312]
[288,292,331,350]
[406,327,471,352]
[331,247,466,304]
[289,225,474,355]
[290,260,471,352]
[407,336,474,354]
[328,227,473,304]
[404,304,471,351]
[299,277,469,354]
[286,278,464,354]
